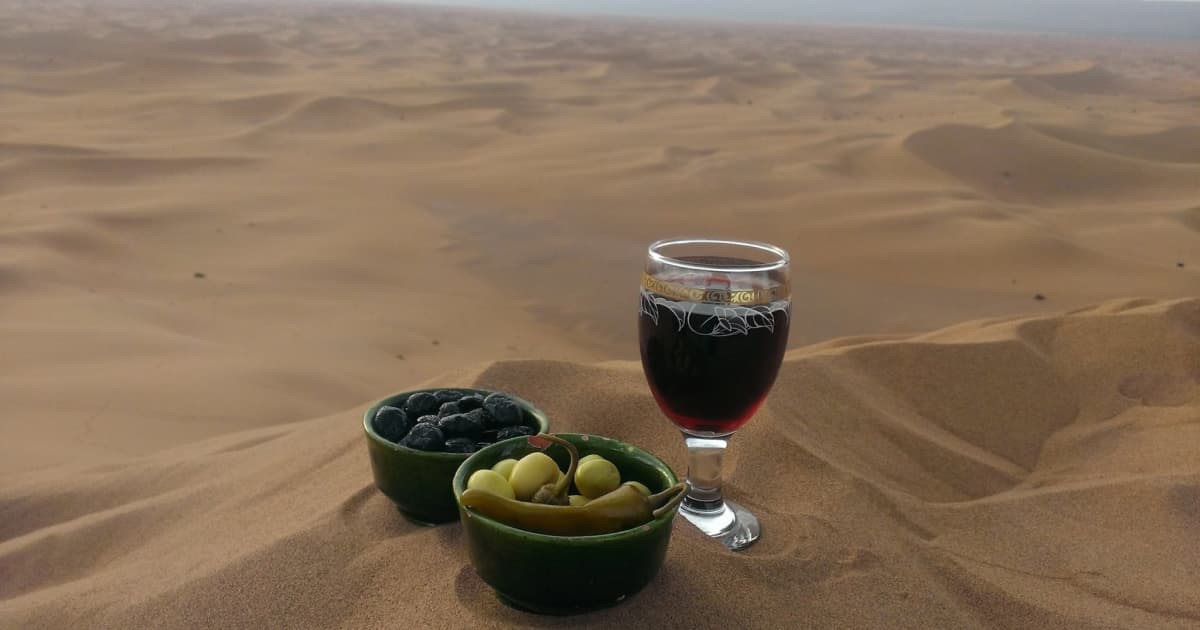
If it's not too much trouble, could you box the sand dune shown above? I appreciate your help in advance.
[1018,62,1125,95]
[162,32,281,58]
[260,95,408,134]
[0,143,108,159]
[1180,207,1200,233]
[1,1,1199,627]
[1032,125,1200,165]
[2,298,1197,628]
[902,121,1200,203]
[171,91,312,127]
[0,155,257,194]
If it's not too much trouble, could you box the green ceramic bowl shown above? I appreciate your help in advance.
[452,433,682,615]
[363,388,550,525]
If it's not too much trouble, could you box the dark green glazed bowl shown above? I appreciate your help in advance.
[452,433,681,615]
[363,388,550,525]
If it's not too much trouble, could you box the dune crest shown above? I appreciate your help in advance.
[901,120,1200,203]
[1022,62,1123,94]
[259,95,408,134]
[1032,125,1200,165]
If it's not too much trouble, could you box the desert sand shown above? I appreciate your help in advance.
[1,1,1198,627]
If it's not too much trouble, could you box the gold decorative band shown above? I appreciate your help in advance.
[641,272,789,305]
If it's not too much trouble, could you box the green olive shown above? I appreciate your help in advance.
[625,481,652,496]
[575,458,621,499]
[509,452,560,501]
[579,454,604,466]
[467,469,515,500]
[568,494,590,507]
[491,458,518,480]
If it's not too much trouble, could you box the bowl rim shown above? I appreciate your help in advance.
[452,432,682,544]
[363,387,551,460]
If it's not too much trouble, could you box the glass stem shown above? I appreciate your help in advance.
[682,434,729,513]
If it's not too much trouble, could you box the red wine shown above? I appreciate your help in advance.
[638,264,790,435]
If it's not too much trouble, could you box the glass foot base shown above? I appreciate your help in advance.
[680,499,760,551]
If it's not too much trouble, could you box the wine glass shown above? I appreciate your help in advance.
[637,238,790,551]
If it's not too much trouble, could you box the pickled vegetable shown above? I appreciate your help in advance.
[467,469,515,500]
[509,452,560,501]
[575,458,621,499]
[460,433,684,535]
[491,458,518,480]
[461,481,686,536]
[626,481,652,496]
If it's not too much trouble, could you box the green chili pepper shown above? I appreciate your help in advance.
[529,434,577,506]
[461,481,687,536]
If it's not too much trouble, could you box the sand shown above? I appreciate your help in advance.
[1,1,1198,627]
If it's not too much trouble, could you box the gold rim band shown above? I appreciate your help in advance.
[641,272,789,306]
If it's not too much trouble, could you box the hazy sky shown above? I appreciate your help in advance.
[388,0,1200,38]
